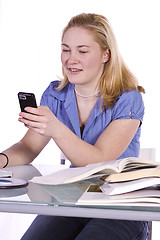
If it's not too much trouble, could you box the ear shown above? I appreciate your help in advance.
[102,49,110,63]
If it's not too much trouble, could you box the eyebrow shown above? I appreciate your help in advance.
[61,43,90,48]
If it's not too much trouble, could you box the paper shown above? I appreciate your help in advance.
[0,170,13,178]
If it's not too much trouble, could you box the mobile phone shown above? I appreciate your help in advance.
[18,92,37,112]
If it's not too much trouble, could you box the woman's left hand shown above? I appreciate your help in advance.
[18,106,59,137]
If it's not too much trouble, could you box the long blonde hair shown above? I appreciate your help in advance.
[57,13,145,108]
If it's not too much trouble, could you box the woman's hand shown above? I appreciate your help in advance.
[18,106,59,138]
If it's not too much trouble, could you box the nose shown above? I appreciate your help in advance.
[67,51,79,64]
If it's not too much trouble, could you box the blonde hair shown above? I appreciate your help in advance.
[57,13,145,108]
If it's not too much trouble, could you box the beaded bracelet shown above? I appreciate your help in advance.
[0,153,9,168]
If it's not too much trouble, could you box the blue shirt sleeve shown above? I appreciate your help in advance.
[112,90,144,123]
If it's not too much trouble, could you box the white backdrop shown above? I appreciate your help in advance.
[0,0,160,163]
[0,1,160,239]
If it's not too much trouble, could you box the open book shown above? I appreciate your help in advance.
[30,157,160,185]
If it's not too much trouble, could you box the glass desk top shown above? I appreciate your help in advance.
[1,164,160,222]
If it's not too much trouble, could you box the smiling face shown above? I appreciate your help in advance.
[61,27,109,91]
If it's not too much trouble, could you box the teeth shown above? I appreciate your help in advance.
[70,68,80,72]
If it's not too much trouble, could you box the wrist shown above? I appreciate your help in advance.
[50,117,62,139]
[0,153,9,168]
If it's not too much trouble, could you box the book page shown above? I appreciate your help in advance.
[118,157,160,172]
[30,160,120,185]
[30,158,160,185]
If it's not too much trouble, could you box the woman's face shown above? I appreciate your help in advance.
[61,27,108,88]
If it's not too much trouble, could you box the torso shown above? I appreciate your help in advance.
[41,81,144,160]
[76,95,99,127]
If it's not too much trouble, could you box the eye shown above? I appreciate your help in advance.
[62,49,70,53]
[79,50,88,54]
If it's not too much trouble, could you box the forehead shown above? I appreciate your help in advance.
[62,27,97,46]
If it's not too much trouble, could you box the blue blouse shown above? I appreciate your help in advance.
[40,81,144,162]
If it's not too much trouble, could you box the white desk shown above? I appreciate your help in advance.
[0,164,160,222]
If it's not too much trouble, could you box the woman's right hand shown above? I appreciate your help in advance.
[18,106,60,138]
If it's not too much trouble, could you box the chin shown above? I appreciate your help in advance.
[67,76,83,85]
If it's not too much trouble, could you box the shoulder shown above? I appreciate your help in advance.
[116,90,143,104]
[41,81,72,101]
[112,90,144,121]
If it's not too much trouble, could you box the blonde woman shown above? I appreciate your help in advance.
[1,13,147,239]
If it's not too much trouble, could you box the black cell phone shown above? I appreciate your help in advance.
[18,92,37,112]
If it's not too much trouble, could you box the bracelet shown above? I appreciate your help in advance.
[0,153,9,168]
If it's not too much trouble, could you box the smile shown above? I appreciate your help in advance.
[68,68,82,73]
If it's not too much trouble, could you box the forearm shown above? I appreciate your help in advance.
[52,118,139,167]
[0,141,37,168]
[53,122,104,167]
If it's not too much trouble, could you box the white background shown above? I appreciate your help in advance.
[0,0,160,162]
[0,0,160,239]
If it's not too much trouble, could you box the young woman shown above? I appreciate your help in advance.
[0,13,148,239]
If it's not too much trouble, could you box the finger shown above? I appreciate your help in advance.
[24,106,40,115]
[24,106,49,115]
[22,118,48,136]
[19,112,40,122]
[18,114,44,125]
[19,116,44,128]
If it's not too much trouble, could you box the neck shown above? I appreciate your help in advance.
[75,88,101,98]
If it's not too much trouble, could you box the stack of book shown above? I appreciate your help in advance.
[77,168,160,206]
[30,157,160,206]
